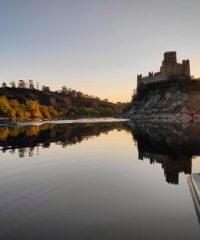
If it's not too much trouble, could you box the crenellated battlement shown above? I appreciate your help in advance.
[137,72,162,86]
[137,51,190,90]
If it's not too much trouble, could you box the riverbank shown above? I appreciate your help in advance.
[0,117,129,127]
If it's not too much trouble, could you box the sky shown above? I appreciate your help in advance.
[0,0,200,102]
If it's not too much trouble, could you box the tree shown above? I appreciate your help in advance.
[2,82,7,88]
[29,80,34,89]
[18,80,26,88]
[42,86,50,92]
[10,81,16,88]
[77,91,83,98]
[26,100,42,118]
[61,86,67,94]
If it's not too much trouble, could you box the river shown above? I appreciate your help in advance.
[0,119,199,239]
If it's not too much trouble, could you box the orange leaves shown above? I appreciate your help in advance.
[26,100,42,119]
[0,96,59,120]
[0,96,13,116]
[0,128,9,140]
[26,126,40,136]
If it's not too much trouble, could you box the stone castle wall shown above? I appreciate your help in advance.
[137,72,163,86]
[137,52,190,88]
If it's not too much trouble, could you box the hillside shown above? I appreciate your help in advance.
[0,86,124,120]
[126,77,200,122]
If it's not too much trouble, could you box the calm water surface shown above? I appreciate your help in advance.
[0,120,199,239]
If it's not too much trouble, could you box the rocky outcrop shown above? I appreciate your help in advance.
[126,78,200,122]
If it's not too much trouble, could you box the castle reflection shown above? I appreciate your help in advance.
[0,121,200,185]
[129,122,200,184]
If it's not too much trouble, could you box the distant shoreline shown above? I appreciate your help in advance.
[0,117,129,127]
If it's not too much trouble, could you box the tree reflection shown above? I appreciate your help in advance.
[0,122,124,158]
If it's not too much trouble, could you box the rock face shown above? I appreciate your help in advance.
[126,78,200,122]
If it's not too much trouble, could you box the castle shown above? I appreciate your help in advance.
[137,51,190,88]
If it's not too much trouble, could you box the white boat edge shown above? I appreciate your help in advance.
[188,174,200,224]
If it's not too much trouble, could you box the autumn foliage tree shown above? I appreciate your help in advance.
[0,96,59,120]
[0,80,125,120]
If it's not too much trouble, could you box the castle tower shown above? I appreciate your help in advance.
[160,51,190,79]
[160,52,177,79]
[182,60,190,77]
[163,51,177,63]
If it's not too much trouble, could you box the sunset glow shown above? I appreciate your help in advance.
[0,0,200,102]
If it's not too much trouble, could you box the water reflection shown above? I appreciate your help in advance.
[129,122,200,185]
[1,121,200,185]
[0,123,125,158]
[0,121,200,239]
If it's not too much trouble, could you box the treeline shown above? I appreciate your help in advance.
[0,80,126,120]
